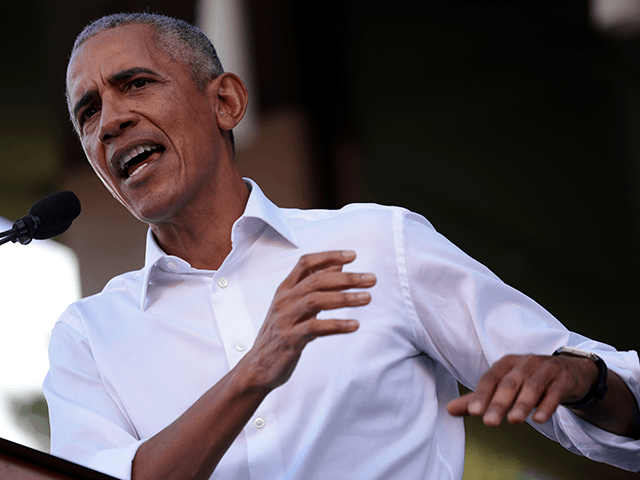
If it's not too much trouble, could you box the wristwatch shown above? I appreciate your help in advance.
[552,346,608,409]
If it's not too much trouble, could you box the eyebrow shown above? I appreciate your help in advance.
[110,67,160,83]
[72,67,161,121]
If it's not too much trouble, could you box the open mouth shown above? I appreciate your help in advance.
[119,144,165,178]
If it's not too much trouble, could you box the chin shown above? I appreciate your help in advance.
[126,194,186,225]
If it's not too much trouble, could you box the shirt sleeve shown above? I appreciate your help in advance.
[396,208,640,471]
[43,311,144,480]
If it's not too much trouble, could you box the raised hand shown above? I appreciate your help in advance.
[241,250,377,391]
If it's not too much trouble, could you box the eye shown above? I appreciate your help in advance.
[130,78,150,89]
[79,106,99,127]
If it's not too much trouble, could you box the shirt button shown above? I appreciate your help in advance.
[217,277,228,288]
[235,341,246,352]
[254,417,266,429]
[167,261,178,270]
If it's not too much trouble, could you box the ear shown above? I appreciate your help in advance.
[209,73,248,131]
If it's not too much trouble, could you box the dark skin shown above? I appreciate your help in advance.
[67,25,250,272]
[447,353,640,440]
[132,251,375,479]
[67,24,640,480]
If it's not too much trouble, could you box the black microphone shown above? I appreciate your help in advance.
[0,191,81,246]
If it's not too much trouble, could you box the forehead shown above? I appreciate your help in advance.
[66,24,172,100]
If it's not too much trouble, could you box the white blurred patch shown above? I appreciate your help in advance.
[0,217,81,451]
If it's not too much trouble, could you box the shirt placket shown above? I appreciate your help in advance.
[210,269,285,480]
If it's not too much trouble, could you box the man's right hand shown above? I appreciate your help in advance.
[241,250,376,391]
[133,250,375,480]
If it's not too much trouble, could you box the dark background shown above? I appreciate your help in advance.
[1,1,639,478]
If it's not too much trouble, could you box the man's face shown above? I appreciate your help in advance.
[66,24,227,224]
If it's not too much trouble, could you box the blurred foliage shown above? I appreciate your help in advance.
[454,382,639,479]
[8,392,50,453]
[463,413,639,479]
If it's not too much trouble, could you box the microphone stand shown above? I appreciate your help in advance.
[0,229,18,246]
[0,216,40,246]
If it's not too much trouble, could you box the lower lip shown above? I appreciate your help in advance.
[129,162,149,178]
[123,151,164,184]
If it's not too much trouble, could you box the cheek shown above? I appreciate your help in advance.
[167,93,217,135]
[83,143,115,189]
[87,159,113,190]
[87,158,128,207]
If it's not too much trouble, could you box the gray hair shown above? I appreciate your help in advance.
[67,13,236,150]
[70,12,225,90]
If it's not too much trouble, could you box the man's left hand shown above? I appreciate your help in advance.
[446,354,598,426]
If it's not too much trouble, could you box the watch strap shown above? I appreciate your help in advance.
[552,346,608,409]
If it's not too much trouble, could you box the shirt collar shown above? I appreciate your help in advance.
[138,178,299,309]
[236,178,300,248]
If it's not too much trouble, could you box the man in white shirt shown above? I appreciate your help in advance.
[44,12,640,480]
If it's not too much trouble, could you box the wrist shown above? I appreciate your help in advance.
[232,351,278,397]
[552,346,608,410]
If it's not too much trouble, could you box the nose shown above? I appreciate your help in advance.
[99,99,138,143]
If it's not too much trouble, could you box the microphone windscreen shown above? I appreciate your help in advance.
[28,191,81,239]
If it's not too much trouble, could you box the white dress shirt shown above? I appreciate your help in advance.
[43,179,640,479]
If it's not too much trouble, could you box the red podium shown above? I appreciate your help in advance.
[0,437,118,479]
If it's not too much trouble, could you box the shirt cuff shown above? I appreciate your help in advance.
[552,349,640,472]
[554,407,640,471]
[88,439,146,480]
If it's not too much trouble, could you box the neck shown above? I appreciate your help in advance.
[150,173,250,270]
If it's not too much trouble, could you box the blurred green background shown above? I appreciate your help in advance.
[1,0,639,478]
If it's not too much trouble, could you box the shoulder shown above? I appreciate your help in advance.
[279,203,442,275]
[55,268,146,333]
[282,202,435,235]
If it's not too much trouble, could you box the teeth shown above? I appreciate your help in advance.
[118,144,158,172]
[129,162,149,178]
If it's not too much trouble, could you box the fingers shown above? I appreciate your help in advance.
[277,251,377,320]
[447,355,576,427]
[280,251,358,289]
[300,269,377,292]
[260,250,376,343]
[446,393,474,417]
[295,318,361,342]
[529,381,565,423]
[246,251,374,390]
[293,289,373,320]
[466,356,521,426]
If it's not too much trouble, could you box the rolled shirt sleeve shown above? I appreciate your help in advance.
[552,347,640,471]
[43,312,144,480]
[398,208,640,471]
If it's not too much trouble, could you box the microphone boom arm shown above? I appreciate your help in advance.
[0,215,41,246]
